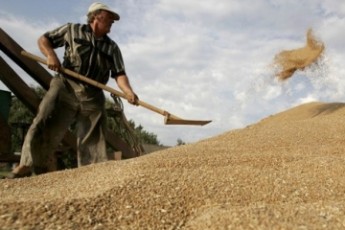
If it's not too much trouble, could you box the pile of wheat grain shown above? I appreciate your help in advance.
[1,101,345,229]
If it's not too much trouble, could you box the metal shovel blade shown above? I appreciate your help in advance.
[164,115,212,126]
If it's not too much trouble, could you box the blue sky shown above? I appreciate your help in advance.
[1,0,345,146]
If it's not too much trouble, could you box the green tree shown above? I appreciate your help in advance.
[8,86,45,152]
[176,138,186,146]
[105,97,161,146]
[133,124,160,145]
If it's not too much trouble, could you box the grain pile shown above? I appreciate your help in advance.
[2,101,345,229]
[274,29,325,81]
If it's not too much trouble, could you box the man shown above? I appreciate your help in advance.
[7,2,138,178]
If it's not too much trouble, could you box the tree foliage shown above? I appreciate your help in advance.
[105,98,161,146]
[176,138,186,146]
[8,86,45,152]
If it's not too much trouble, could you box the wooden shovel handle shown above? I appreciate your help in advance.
[21,50,179,119]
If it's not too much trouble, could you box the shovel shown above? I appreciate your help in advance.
[21,51,211,126]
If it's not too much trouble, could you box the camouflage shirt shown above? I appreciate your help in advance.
[44,23,126,85]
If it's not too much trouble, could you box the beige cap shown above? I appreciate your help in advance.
[88,2,120,20]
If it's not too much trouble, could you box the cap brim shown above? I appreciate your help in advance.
[106,10,120,20]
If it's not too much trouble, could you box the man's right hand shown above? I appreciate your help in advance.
[47,54,61,72]
[38,35,61,72]
[126,91,139,105]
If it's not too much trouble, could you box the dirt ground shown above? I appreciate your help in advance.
[1,101,345,229]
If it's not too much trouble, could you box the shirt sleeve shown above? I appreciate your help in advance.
[43,23,70,49]
[111,45,126,78]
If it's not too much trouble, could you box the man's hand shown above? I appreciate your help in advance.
[47,54,61,72]
[115,74,139,106]
[38,35,61,72]
[126,91,139,105]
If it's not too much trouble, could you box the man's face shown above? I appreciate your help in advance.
[95,10,116,34]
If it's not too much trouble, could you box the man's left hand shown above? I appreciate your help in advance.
[126,92,139,105]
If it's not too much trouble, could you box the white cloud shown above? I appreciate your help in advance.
[296,94,318,105]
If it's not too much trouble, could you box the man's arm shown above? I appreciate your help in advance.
[38,35,61,72]
[115,74,139,105]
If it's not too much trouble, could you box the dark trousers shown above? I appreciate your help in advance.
[20,76,108,168]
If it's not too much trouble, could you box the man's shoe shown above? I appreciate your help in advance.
[5,166,32,179]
